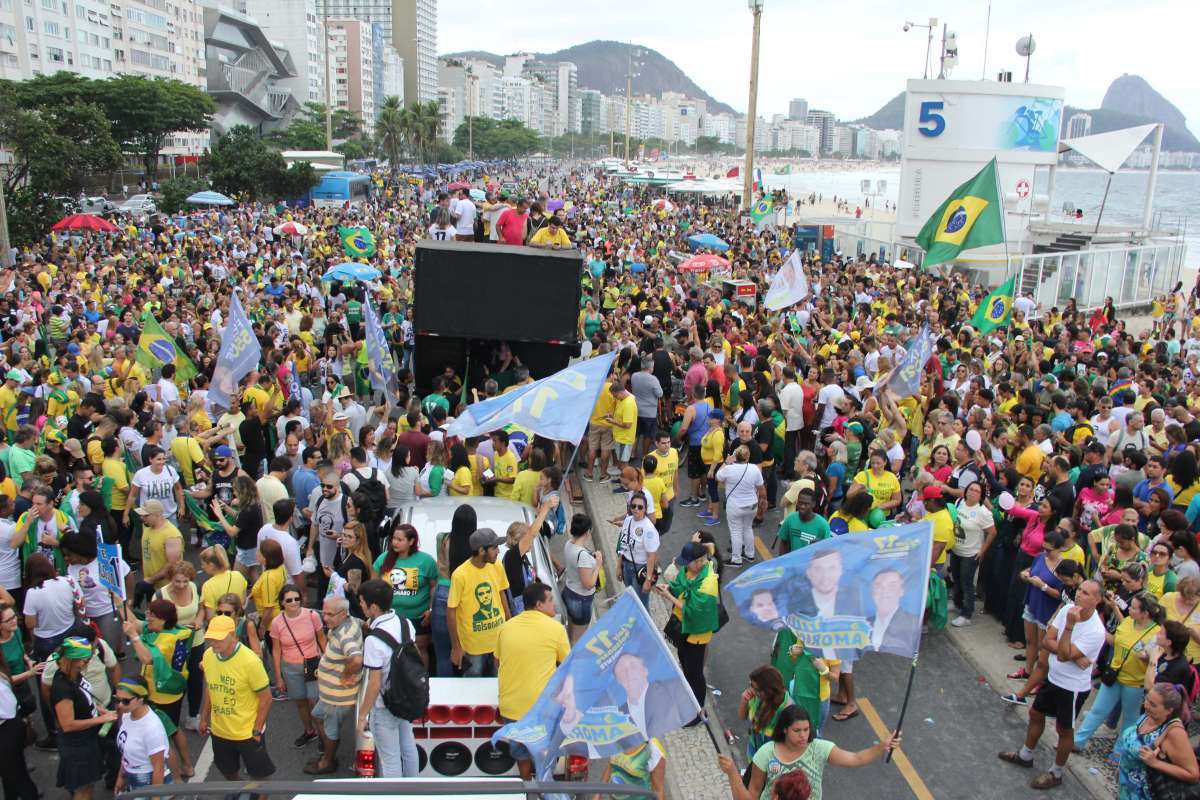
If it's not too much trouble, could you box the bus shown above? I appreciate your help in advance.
[310,171,372,208]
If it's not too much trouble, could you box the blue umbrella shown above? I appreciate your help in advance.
[469,188,486,201]
[186,190,235,207]
[629,262,647,274]
[322,261,381,282]
[687,233,730,251]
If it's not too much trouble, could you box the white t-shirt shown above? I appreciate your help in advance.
[156,379,180,408]
[1047,604,1106,692]
[23,576,79,638]
[131,465,180,519]
[953,502,994,557]
[716,463,763,509]
[817,384,845,428]
[257,524,303,578]
[453,199,476,236]
[117,709,171,775]
[70,558,131,618]
[362,611,417,711]
[0,519,20,589]
[616,517,660,565]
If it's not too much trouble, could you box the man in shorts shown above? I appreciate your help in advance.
[199,615,275,781]
[306,596,363,774]
[998,580,1105,790]
[584,380,615,482]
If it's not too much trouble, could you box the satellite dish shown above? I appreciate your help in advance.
[1015,35,1036,57]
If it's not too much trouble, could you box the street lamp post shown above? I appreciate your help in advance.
[741,0,763,211]
[323,0,333,150]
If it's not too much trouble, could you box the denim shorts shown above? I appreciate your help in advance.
[123,770,174,790]
[561,586,594,626]
[235,547,259,568]
[1022,605,1047,630]
[281,660,320,701]
[311,701,353,741]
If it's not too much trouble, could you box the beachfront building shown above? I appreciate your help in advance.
[204,2,300,136]
[392,0,435,104]
[326,18,375,129]
[788,98,808,121]
[243,0,325,105]
[805,109,836,155]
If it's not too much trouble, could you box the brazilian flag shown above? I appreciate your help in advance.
[970,275,1016,334]
[915,158,1006,269]
[136,313,198,381]
[750,197,774,228]
[340,226,377,259]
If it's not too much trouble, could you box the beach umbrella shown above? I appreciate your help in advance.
[678,254,730,273]
[687,232,730,251]
[629,262,647,274]
[51,214,118,233]
[447,180,470,191]
[274,221,308,236]
[321,261,381,282]
[652,198,675,212]
[185,190,235,207]
[469,188,486,201]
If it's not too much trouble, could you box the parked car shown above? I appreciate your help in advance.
[78,196,116,214]
[117,193,156,215]
[51,196,78,214]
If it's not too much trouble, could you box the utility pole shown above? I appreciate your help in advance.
[0,178,11,269]
[466,69,476,160]
[624,42,633,168]
[323,0,333,150]
[742,0,763,211]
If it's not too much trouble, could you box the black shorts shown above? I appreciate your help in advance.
[212,733,276,780]
[687,445,706,479]
[407,613,432,637]
[1031,681,1090,726]
[636,417,658,440]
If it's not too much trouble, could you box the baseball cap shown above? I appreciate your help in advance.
[922,486,944,501]
[468,528,504,551]
[204,615,236,641]
[63,438,85,460]
[677,542,708,566]
[846,421,864,437]
[3,370,20,382]
[213,445,234,459]
[709,409,725,422]
[133,499,165,517]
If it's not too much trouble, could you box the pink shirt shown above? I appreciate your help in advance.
[269,608,322,663]
[1007,503,1047,557]
[495,208,529,245]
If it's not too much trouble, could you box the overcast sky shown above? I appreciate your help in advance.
[440,0,1199,130]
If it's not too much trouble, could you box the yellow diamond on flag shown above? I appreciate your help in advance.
[986,294,1012,323]
[934,195,990,247]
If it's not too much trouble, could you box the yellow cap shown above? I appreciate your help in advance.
[205,615,236,640]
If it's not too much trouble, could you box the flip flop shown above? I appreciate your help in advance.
[832,707,859,722]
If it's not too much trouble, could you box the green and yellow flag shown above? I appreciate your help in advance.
[915,158,1006,268]
[969,275,1016,334]
[340,226,376,259]
[750,197,774,228]
[136,313,198,381]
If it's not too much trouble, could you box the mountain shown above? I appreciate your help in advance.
[1089,74,1200,151]
[852,92,905,130]
[442,40,737,116]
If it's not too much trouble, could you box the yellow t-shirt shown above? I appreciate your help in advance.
[0,386,16,432]
[467,454,485,496]
[924,508,955,566]
[141,521,183,589]
[1163,592,1200,662]
[1015,444,1045,483]
[241,385,270,414]
[495,610,570,720]
[853,469,902,510]
[589,383,614,428]
[528,226,572,248]
[650,447,679,501]
[1062,543,1086,568]
[202,642,269,740]
[700,428,725,466]
[170,435,206,486]
[450,465,475,496]
[448,559,509,656]
[511,469,540,507]
[611,395,637,446]
[1110,617,1158,686]
[492,450,519,500]
[200,570,249,609]
[102,457,130,511]
[643,475,668,521]
[251,565,287,619]
[829,510,871,534]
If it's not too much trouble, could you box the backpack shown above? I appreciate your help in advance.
[367,623,429,721]
[346,468,388,526]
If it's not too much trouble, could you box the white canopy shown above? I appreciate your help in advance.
[1057,123,1158,174]
[665,179,741,195]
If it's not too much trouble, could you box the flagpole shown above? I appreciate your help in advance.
[885,656,919,764]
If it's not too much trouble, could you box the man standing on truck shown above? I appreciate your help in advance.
[496,581,570,779]
[447,528,511,677]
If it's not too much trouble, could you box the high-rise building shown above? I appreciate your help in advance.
[1067,112,1092,138]
[522,60,578,136]
[204,2,300,135]
[320,0,391,50]
[244,0,326,105]
[805,109,836,155]
[580,89,606,135]
[379,43,403,104]
[327,19,375,129]
[392,0,435,104]
[789,98,808,121]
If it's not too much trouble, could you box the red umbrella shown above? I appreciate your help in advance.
[447,180,470,191]
[678,254,730,273]
[51,214,118,233]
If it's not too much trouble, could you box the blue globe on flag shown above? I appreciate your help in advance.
[945,206,968,233]
[147,338,176,364]
[990,298,1008,320]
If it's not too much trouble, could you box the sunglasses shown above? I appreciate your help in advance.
[114,697,134,706]
[630,504,646,511]
[283,597,301,604]
[215,610,233,616]
[322,484,337,490]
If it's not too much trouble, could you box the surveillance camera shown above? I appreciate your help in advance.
[903,22,911,31]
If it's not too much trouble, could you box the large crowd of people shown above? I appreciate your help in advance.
[0,158,1193,800]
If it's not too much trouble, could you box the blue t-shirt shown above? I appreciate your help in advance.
[827,461,847,502]
[1050,411,1073,434]
[1024,554,1065,625]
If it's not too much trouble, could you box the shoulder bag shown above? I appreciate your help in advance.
[282,610,322,683]
[1147,719,1200,800]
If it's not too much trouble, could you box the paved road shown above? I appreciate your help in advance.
[664,495,1097,800]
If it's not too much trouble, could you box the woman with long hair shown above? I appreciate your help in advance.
[738,665,793,767]
[0,635,39,800]
[211,475,263,580]
[433,504,476,676]
[269,583,325,749]
[122,599,193,778]
[1003,494,1059,648]
[76,490,116,547]
[330,521,373,618]
[1008,529,1068,682]
[373,523,436,667]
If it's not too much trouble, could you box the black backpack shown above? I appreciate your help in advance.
[367,623,429,721]
[345,468,388,524]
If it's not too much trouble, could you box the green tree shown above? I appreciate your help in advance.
[0,102,122,195]
[375,96,405,167]
[6,188,66,248]
[403,101,442,164]
[453,118,541,160]
[94,76,214,182]
[203,125,289,202]
[268,161,319,200]
[157,176,208,214]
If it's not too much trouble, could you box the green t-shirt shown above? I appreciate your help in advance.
[752,738,835,800]
[778,512,830,552]
[422,392,450,417]
[1,628,23,675]
[345,300,363,324]
[373,551,438,619]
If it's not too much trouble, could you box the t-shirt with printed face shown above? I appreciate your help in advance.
[448,559,509,656]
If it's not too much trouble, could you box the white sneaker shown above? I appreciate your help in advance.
[950,615,972,627]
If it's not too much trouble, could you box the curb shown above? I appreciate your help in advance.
[944,624,1112,800]
[578,478,737,800]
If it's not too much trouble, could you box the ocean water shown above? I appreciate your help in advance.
[761,165,1199,265]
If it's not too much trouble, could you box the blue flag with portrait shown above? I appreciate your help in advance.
[492,589,700,782]
[363,298,397,397]
[446,351,617,444]
[209,292,261,411]
[887,325,934,399]
[725,522,933,660]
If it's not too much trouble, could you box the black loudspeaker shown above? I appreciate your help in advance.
[413,240,583,345]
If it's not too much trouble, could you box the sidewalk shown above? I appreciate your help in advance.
[944,613,1113,799]
[579,477,738,800]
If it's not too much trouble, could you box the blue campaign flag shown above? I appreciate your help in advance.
[725,521,934,660]
[363,298,397,397]
[493,589,700,781]
[289,361,302,401]
[97,543,125,600]
[209,292,261,411]
[446,352,618,444]
[887,325,934,399]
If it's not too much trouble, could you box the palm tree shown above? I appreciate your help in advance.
[405,100,442,165]
[375,96,404,170]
